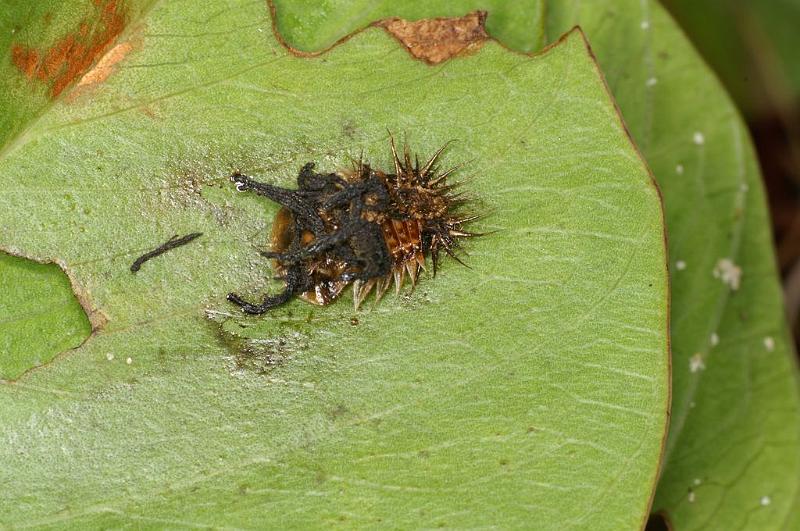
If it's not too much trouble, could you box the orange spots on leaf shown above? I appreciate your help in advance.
[11,44,39,79]
[9,0,128,98]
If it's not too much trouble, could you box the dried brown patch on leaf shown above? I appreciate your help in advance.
[75,41,133,89]
[55,257,109,332]
[10,0,128,98]
[139,105,159,119]
[377,11,489,65]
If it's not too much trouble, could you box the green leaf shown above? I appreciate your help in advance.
[0,2,668,528]
[545,2,800,529]
[0,253,91,380]
[269,0,800,527]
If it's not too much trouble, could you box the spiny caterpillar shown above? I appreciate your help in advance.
[227,137,480,314]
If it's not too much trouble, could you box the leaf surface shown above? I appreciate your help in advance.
[273,0,800,528]
[0,2,668,529]
[545,2,800,529]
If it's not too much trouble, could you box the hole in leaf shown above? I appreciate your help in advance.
[0,252,91,380]
[645,511,673,531]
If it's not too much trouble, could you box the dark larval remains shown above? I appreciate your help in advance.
[228,137,481,314]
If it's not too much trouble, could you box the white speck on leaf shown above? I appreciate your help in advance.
[764,336,775,352]
[760,495,771,506]
[689,353,705,373]
[106,353,114,361]
[646,77,658,87]
[688,491,696,503]
[641,21,650,30]
[126,357,133,365]
[713,258,742,290]
[675,260,687,270]
[710,333,719,347]
[693,478,702,486]
[676,164,684,174]
[693,132,705,145]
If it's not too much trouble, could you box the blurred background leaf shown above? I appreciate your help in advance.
[662,0,800,118]
[662,0,800,354]
[545,2,800,529]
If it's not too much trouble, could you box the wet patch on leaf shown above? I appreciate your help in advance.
[220,329,308,378]
[210,313,310,376]
[227,333,308,376]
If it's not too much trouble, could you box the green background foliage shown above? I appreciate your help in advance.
[662,0,800,117]
[545,3,800,529]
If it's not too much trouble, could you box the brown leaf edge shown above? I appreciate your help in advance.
[0,248,107,383]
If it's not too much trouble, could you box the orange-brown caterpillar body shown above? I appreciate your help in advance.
[228,138,478,314]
